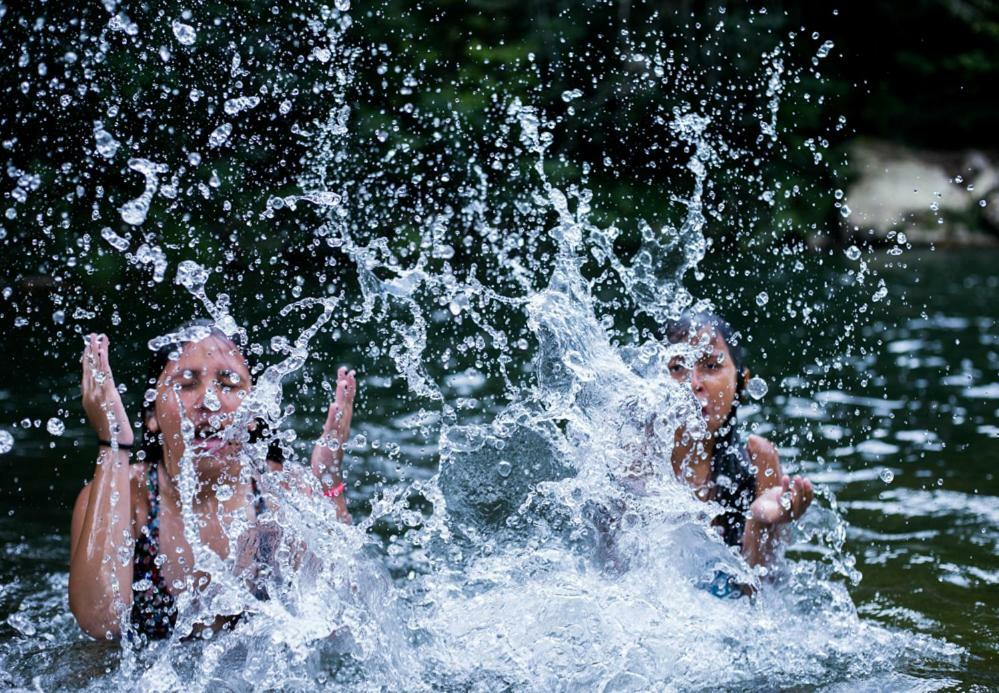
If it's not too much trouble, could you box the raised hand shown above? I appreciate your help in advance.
[749,474,814,526]
[310,366,356,493]
[80,333,134,446]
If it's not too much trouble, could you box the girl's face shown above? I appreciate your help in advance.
[150,335,252,479]
[668,329,739,435]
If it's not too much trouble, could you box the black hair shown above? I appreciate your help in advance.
[137,319,283,467]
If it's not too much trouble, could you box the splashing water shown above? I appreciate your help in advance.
[0,1,968,690]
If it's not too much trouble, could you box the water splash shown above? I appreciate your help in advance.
[119,159,169,226]
[0,0,965,689]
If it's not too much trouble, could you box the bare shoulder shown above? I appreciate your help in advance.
[747,435,778,465]
[747,435,781,492]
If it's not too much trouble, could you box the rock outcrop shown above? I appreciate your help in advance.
[844,139,998,246]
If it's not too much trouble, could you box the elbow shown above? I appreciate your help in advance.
[68,576,124,641]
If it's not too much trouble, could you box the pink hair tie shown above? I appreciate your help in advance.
[323,482,345,499]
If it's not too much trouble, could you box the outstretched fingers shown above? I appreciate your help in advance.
[319,367,357,452]
[334,368,355,444]
[787,476,815,520]
[81,334,93,393]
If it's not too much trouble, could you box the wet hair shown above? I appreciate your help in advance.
[137,319,283,467]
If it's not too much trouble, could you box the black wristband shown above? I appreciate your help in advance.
[97,439,134,450]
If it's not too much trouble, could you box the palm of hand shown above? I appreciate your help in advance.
[749,474,814,526]
[310,366,356,487]
[80,333,133,445]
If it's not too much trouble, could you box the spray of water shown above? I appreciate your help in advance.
[0,1,963,689]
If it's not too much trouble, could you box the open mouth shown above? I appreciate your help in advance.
[191,422,232,452]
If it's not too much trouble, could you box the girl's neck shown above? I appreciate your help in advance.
[156,458,253,515]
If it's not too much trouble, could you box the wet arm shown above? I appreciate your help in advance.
[69,448,134,639]
[741,435,784,570]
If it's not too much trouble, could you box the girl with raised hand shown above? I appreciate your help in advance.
[661,310,813,572]
[69,324,356,640]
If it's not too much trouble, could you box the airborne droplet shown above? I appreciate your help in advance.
[746,376,768,400]
[171,19,197,46]
[208,123,233,148]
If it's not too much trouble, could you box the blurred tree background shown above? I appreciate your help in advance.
[1,0,997,362]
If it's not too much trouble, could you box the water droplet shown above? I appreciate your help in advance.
[118,158,168,226]
[46,418,65,436]
[746,376,768,400]
[845,245,861,261]
[839,204,851,218]
[93,122,119,159]
[175,260,209,294]
[816,40,834,59]
[561,89,582,103]
[208,123,232,148]
[0,430,13,454]
[203,388,221,412]
[100,227,130,252]
[755,291,769,307]
[135,243,168,282]
[171,19,196,46]
[215,483,234,501]
[497,460,512,478]
[298,190,341,207]
[879,468,894,484]
[223,96,260,116]
[334,0,350,11]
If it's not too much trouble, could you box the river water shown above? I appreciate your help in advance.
[1,247,996,689]
[1,1,997,689]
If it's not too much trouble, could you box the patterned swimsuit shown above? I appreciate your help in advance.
[130,463,268,640]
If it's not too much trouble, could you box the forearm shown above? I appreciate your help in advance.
[69,448,133,638]
[741,518,786,571]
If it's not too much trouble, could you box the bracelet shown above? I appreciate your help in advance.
[98,439,134,450]
[323,482,345,498]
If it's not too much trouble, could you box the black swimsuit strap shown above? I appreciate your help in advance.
[710,442,756,547]
[146,463,161,548]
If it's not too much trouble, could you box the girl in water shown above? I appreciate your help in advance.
[69,324,356,640]
[662,310,813,571]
